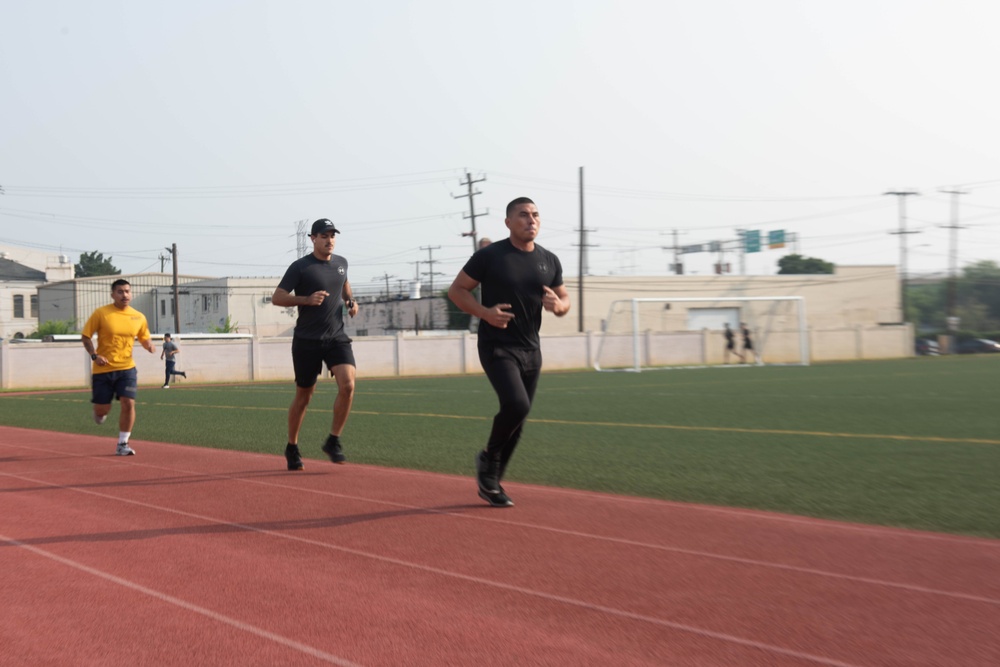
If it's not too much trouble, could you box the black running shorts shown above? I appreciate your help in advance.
[292,338,356,388]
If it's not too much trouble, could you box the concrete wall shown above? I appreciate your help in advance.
[1,324,912,390]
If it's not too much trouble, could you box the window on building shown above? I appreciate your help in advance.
[203,295,210,312]
[30,295,38,318]
[214,294,220,312]
[13,295,24,318]
[161,299,166,317]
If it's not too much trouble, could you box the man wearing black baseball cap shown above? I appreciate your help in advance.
[310,218,340,236]
[271,218,358,471]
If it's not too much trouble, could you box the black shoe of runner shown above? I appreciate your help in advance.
[475,450,501,495]
[284,443,304,471]
[321,435,346,464]
[478,488,514,507]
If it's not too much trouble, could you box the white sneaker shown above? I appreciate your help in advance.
[94,413,107,425]
[162,384,170,389]
[116,442,135,456]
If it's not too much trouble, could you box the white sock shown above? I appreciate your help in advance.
[119,431,131,444]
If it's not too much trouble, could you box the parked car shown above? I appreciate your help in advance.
[955,338,1000,354]
[915,338,940,356]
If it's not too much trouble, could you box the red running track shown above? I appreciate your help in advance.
[1,425,998,666]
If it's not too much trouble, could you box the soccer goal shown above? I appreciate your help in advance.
[593,296,809,372]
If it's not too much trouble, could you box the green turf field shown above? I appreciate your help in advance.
[3,355,998,538]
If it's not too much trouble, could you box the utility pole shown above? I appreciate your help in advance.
[373,272,395,299]
[672,230,681,274]
[420,246,443,294]
[736,229,747,275]
[940,187,967,339]
[454,171,488,253]
[575,166,597,332]
[713,240,727,274]
[661,230,685,275]
[884,189,920,323]
[158,252,169,273]
[165,243,180,333]
[420,246,444,331]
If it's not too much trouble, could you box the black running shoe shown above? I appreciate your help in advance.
[478,488,514,507]
[475,450,501,495]
[321,435,346,464]
[284,443,304,471]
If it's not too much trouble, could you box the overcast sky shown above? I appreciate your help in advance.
[2,0,999,295]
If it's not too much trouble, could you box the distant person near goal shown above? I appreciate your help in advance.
[741,322,761,365]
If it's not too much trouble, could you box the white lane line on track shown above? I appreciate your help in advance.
[125,463,1000,608]
[0,531,362,667]
[4,435,997,549]
[3,471,862,667]
[4,444,1000,608]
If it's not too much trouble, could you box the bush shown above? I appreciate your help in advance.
[28,320,78,339]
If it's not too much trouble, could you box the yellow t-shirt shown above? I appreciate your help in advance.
[82,304,151,374]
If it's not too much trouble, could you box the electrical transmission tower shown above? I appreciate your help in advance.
[294,219,308,258]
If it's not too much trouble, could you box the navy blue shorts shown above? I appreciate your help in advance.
[91,367,139,404]
[292,338,355,388]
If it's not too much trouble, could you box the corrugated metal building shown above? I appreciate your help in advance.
[37,274,212,331]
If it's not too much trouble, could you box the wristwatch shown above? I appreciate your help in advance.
[90,353,98,360]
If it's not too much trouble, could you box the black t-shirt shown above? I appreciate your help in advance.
[277,253,351,342]
[462,238,563,349]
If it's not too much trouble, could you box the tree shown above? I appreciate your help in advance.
[75,251,121,278]
[777,254,834,275]
[906,281,946,328]
[956,260,1000,331]
[903,261,1000,332]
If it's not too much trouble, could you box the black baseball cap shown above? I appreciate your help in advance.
[310,218,340,235]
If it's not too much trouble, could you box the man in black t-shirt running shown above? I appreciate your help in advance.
[448,197,571,507]
[272,218,359,471]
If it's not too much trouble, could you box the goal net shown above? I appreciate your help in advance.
[593,296,809,372]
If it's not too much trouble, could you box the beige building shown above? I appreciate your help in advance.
[548,265,900,335]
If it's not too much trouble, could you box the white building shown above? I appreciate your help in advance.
[0,246,75,339]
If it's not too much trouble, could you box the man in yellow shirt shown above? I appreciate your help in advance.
[81,279,156,456]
